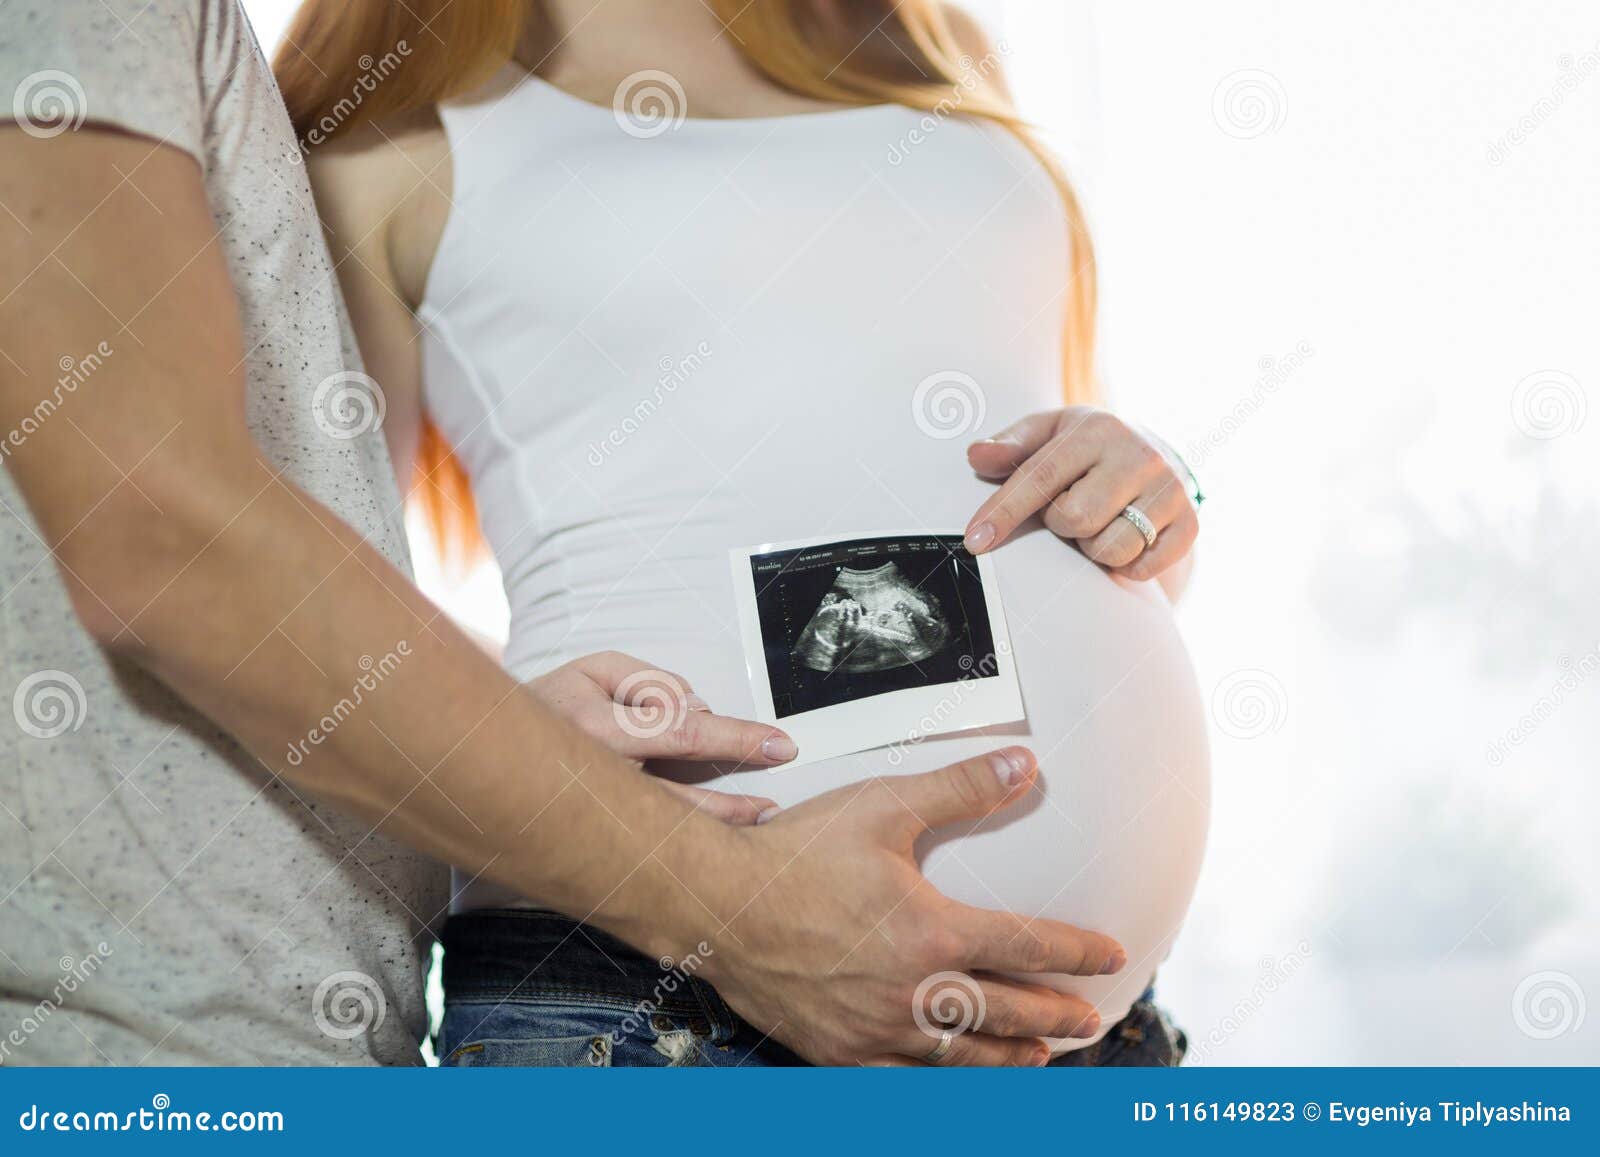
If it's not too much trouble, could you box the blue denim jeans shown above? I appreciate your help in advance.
[438,910,1186,1068]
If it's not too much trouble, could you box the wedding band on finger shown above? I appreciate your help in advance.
[923,1028,955,1063]
[1120,503,1158,549]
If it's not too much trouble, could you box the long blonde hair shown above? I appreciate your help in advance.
[273,0,1097,560]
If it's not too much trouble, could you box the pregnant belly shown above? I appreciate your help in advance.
[482,526,1211,1051]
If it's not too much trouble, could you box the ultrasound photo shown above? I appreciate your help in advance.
[757,536,992,715]
[730,532,1024,766]
[792,561,952,676]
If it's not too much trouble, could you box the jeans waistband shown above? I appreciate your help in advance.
[441,909,736,1032]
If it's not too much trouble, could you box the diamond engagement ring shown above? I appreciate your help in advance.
[1121,503,1158,549]
[924,1029,955,1063]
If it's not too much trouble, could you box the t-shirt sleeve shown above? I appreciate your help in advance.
[0,0,204,164]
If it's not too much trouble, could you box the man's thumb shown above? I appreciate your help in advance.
[883,747,1036,833]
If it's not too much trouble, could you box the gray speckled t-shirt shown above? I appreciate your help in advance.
[0,0,448,1064]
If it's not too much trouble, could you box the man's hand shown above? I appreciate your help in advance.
[699,746,1124,1066]
[528,651,795,825]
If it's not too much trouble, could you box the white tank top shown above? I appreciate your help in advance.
[422,70,1210,1048]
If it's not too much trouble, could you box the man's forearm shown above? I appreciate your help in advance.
[52,428,736,960]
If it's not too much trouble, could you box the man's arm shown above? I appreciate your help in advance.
[0,126,1124,1065]
[0,125,734,956]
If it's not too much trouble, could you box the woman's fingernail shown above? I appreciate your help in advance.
[1072,1013,1102,1039]
[762,735,797,762]
[989,749,1030,787]
[756,805,781,825]
[965,522,995,552]
[1031,1047,1051,1067]
[685,694,710,712]
[1101,948,1127,975]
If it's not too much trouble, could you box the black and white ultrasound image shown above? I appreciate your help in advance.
[751,535,997,718]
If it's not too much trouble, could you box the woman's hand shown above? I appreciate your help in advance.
[963,407,1198,583]
[526,651,797,825]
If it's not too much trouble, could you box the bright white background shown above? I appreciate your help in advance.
[246,0,1598,1063]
